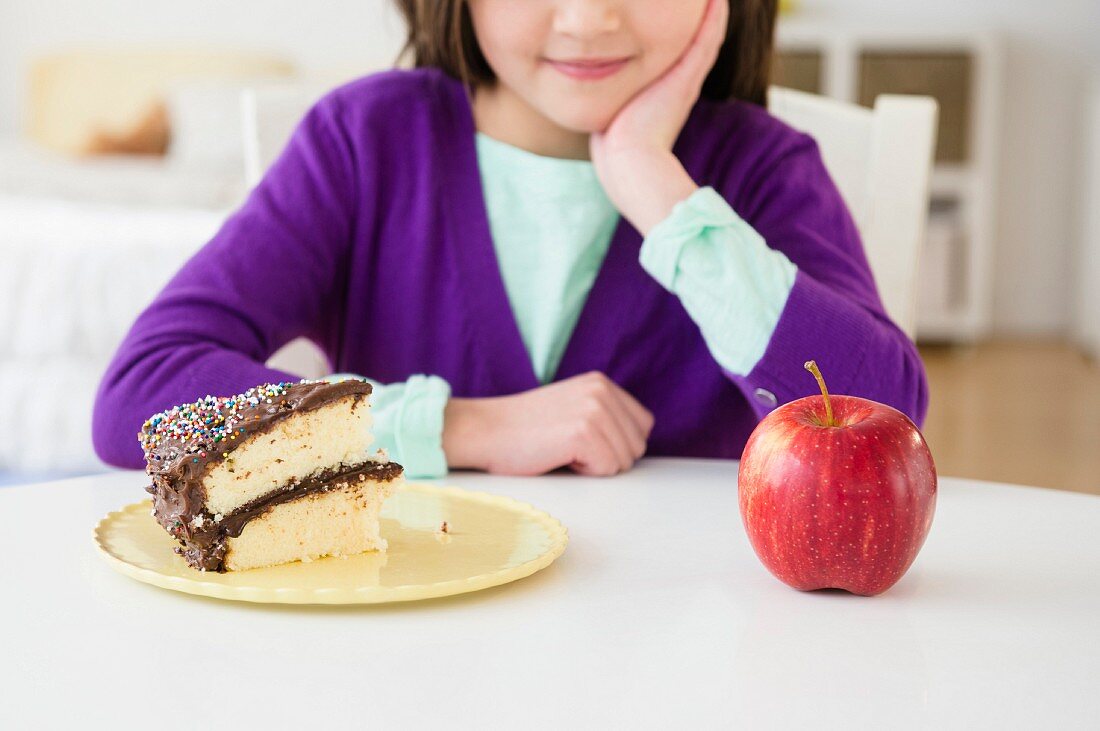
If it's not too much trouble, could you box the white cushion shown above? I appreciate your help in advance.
[0,139,245,209]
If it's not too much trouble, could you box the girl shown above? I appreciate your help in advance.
[93,0,928,478]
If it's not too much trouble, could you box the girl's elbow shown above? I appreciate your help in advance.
[899,341,931,429]
[91,429,143,470]
[864,336,929,429]
[910,364,931,429]
[91,382,145,470]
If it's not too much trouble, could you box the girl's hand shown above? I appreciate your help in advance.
[590,0,729,234]
[442,372,655,477]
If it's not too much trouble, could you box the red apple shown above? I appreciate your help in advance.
[738,361,937,596]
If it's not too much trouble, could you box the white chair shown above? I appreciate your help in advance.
[768,87,939,339]
[243,84,939,368]
[242,85,333,189]
[241,85,341,378]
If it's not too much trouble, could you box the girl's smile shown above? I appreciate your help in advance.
[469,0,706,147]
[541,55,635,81]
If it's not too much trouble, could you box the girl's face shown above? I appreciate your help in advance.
[467,0,709,133]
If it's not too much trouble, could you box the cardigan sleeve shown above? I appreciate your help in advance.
[92,96,358,468]
[652,134,928,426]
[639,186,797,376]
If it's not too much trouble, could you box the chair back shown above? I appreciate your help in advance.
[769,86,939,339]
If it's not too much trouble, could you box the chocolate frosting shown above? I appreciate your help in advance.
[139,379,403,571]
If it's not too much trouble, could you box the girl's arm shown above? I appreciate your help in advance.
[638,186,796,378]
[637,145,929,424]
[591,0,926,425]
[92,97,358,469]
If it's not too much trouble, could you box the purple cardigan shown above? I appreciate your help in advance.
[93,69,929,469]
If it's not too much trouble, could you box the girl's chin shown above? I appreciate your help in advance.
[542,105,620,135]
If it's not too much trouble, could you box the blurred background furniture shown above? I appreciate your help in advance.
[772,23,1003,343]
[0,198,225,478]
[241,84,342,380]
[28,50,294,155]
[1077,78,1100,360]
[769,87,938,339]
[0,50,337,480]
[242,85,331,188]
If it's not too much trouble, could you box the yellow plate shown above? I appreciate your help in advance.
[94,483,568,605]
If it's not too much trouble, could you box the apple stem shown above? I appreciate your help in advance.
[804,360,835,427]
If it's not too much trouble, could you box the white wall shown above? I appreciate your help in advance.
[802,0,1099,338]
[1,0,1097,338]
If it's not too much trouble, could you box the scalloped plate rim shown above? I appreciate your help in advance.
[93,482,569,605]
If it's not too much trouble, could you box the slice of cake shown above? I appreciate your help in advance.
[139,379,403,572]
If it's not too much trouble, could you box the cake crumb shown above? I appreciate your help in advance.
[440,521,449,534]
[213,513,224,523]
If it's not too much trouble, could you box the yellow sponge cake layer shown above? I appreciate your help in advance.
[203,395,374,517]
[224,471,395,571]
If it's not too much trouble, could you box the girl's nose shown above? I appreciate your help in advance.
[552,0,622,40]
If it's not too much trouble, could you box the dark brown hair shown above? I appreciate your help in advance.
[394,0,778,107]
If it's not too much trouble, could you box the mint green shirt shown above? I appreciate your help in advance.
[338,134,797,478]
[477,133,620,384]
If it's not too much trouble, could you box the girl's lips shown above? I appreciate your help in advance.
[544,57,632,80]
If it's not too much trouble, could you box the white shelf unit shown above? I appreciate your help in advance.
[1077,79,1100,359]
[774,20,1004,343]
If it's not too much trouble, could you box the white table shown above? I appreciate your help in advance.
[2,458,1098,729]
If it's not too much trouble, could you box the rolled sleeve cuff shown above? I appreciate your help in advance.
[393,374,451,479]
[639,186,741,290]
[639,186,797,376]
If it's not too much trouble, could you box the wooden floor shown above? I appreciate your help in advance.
[918,340,1100,495]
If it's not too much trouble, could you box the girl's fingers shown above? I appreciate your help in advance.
[599,390,649,459]
[697,0,730,61]
[597,406,640,471]
[594,0,726,152]
[668,0,729,89]
[585,387,640,473]
[614,386,656,440]
[607,384,654,447]
[572,418,629,476]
